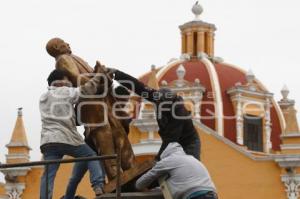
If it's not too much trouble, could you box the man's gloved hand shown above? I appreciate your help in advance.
[103,67,117,87]
[104,67,116,80]
[135,182,149,192]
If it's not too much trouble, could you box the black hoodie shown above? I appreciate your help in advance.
[114,70,200,159]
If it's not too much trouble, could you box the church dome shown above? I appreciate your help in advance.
[139,58,285,152]
[137,2,285,152]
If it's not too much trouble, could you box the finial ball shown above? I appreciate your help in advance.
[192,1,203,17]
[17,107,23,116]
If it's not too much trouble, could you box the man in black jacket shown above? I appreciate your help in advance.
[111,69,201,160]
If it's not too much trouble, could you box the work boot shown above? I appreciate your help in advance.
[94,186,104,197]
[60,195,87,199]
[74,196,87,199]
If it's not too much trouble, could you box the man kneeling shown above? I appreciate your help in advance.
[136,143,218,199]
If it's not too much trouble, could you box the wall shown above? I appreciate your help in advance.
[21,163,94,199]
[0,183,5,197]
[0,124,287,199]
[198,127,286,199]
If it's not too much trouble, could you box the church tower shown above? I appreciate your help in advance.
[6,108,31,164]
[0,108,31,199]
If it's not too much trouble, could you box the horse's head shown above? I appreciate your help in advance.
[94,61,114,93]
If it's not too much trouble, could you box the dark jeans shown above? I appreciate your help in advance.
[189,191,218,199]
[40,143,105,199]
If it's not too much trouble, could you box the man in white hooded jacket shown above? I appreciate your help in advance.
[136,142,217,199]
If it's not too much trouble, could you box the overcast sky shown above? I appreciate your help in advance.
[1,0,300,181]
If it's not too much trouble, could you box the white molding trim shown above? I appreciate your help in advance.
[5,154,30,161]
[0,167,31,178]
[281,144,300,150]
[281,133,300,138]
[193,120,214,134]
[275,155,300,168]
[132,142,162,156]
[227,87,273,98]
[223,62,286,135]
[230,95,270,104]
[169,85,206,93]
[281,174,300,199]
[4,183,25,199]
[156,60,184,81]
[193,120,275,161]
[201,57,224,136]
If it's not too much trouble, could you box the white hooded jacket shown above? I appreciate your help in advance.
[39,74,102,147]
[136,142,216,199]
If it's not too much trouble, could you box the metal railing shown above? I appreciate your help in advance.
[0,152,122,199]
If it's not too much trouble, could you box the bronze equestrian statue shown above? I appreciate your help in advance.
[46,38,135,180]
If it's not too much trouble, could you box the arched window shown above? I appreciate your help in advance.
[243,114,263,152]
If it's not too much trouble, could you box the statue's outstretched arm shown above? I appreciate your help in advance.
[114,70,159,103]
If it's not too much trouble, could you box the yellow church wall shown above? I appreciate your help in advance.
[282,137,300,144]
[17,176,26,183]
[129,124,286,198]
[8,147,29,154]
[281,149,300,154]
[21,167,43,198]
[1,122,287,199]
[140,132,150,141]
[0,183,5,196]
[21,163,94,199]
[198,127,286,199]
[7,158,29,164]
[282,108,299,132]
[137,131,160,141]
